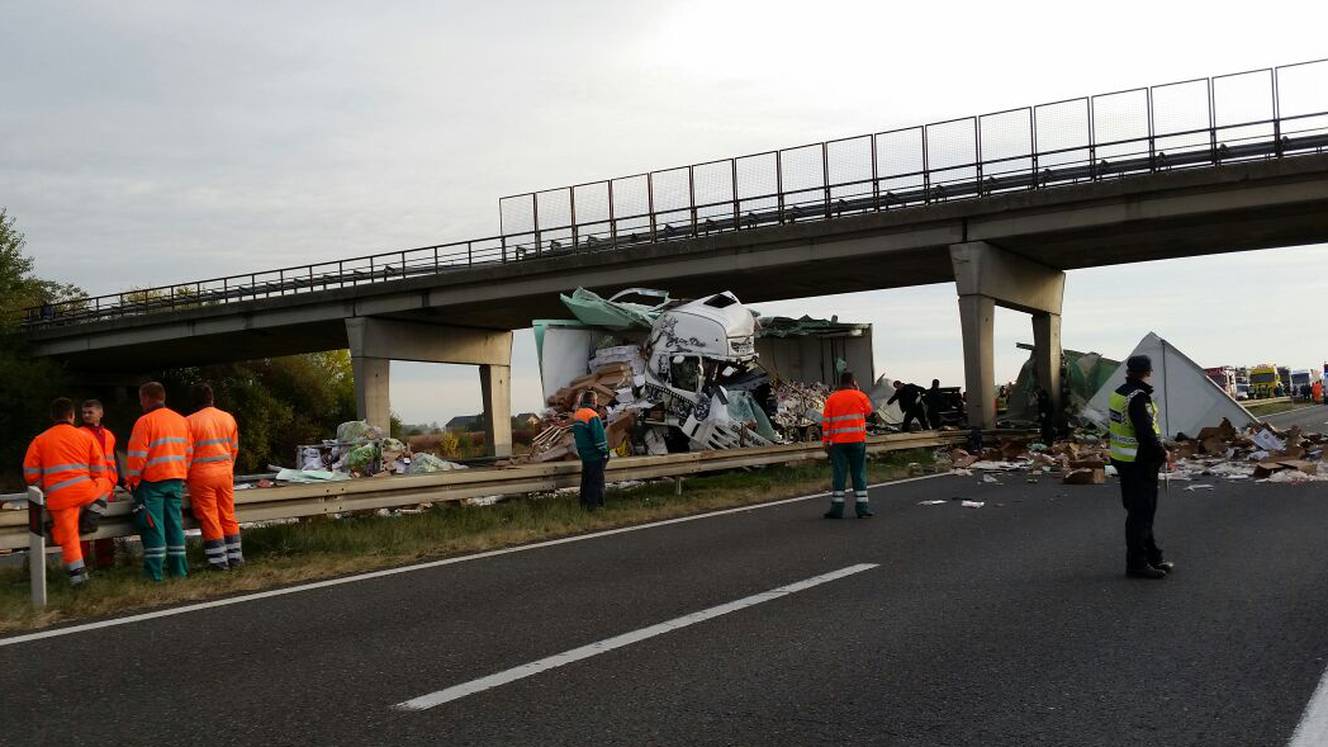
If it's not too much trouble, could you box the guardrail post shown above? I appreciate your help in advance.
[821,143,831,219]
[647,173,657,241]
[532,193,541,257]
[27,486,46,609]
[569,186,578,250]
[1029,108,1038,190]
[1272,67,1282,157]
[608,180,618,245]
[775,151,785,223]
[688,165,697,235]
[921,126,931,203]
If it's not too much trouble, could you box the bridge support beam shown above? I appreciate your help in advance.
[345,318,514,456]
[950,241,1066,430]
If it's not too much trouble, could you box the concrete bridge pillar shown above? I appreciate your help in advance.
[345,318,514,456]
[950,241,1066,430]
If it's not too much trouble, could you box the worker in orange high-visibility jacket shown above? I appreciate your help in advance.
[23,397,115,585]
[186,383,242,570]
[79,398,120,569]
[125,381,193,581]
[821,371,876,519]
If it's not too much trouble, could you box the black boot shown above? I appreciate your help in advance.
[855,501,874,518]
[823,502,845,519]
[1126,564,1167,580]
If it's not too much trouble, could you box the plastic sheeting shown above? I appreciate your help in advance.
[1006,349,1120,422]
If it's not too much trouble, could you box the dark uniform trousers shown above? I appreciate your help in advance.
[580,458,606,508]
[1116,459,1164,568]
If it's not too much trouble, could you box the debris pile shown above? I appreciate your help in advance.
[938,417,1326,487]
[524,288,841,462]
[772,381,830,440]
[286,420,467,480]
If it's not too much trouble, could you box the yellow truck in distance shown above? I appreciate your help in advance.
[1249,364,1279,399]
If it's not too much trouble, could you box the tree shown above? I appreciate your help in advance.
[0,209,83,486]
[155,350,359,473]
[0,209,85,329]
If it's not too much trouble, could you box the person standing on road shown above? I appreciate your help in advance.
[570,392,609,511]
[186,383,243,571]
[924,379,946,429]
[23,398,116,586]
[125,381,193,581]
[1108,355,1174,580]
[888,380,928,432]
[821,371,875,519]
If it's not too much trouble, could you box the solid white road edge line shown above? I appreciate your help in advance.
[393,562,880,712]
[0,473,946,648]
[1289,662,1328,747]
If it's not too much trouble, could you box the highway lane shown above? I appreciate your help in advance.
[3,473,1328,745]
[1263,403,1328,434]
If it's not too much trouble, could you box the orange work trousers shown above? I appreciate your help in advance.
[188,473,238,541]
[46,478,110,569]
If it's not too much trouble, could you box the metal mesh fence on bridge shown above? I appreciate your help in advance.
[27,59,1328,329]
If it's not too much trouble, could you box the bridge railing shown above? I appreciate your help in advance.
[22,59,1328,330]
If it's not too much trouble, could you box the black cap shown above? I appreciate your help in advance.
[1127,355,1153,374]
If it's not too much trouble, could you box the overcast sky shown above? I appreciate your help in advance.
[4,2,1327,424]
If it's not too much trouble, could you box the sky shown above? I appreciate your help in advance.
[3,1,1327,424]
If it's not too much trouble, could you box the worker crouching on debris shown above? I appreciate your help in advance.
[822,371,875,519]
[1109,355,1175,580]
[23,398,116,585]
[187,383,243,570]
[126,381,193,581]
[571,392,609,510]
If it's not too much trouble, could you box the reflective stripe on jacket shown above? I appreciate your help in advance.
[1108,386,1161,463]
[80,425,118,485]
[23,423,114,509]
[126,405,193,487]
[821,389,874,445]
[187,406,239,480]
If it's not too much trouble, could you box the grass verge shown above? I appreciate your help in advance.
[1248,400,1312,417]
[0,449,935,634]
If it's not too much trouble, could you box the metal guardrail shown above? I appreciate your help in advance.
[22,59,1328,330]
[0,431,966,551]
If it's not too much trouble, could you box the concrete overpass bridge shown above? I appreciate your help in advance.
[22,59,1328,451]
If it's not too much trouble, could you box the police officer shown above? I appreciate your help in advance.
[1109,355,1174,580]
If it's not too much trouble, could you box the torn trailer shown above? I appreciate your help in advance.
[529,288,876,460]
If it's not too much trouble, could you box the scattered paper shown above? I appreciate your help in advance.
[1184,484,1215,492]
[1251,429,1286,452]
[961,500,985,508]
[917,499,948,506]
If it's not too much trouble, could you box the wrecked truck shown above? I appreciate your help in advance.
[531,288,875,458]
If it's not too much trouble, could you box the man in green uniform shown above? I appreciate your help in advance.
[1108,355,1174,580]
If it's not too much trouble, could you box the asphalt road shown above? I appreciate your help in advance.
[4,473,1328,746]
[1263,403,1328,434]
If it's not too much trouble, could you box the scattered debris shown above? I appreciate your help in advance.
[937,415,1327,489]
[918,499,949,506]
[1185,484,1215,492]
[961,500,986,509]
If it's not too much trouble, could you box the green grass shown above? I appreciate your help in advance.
[1247,400,1308,417]
[0,449,934,633]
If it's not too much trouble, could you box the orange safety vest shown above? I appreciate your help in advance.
[573,407,599,423]
[23,423,114,510]
[187,406,239,481]
[125,405,193,487]
[821,388,874,445]
[81,424,118,486]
